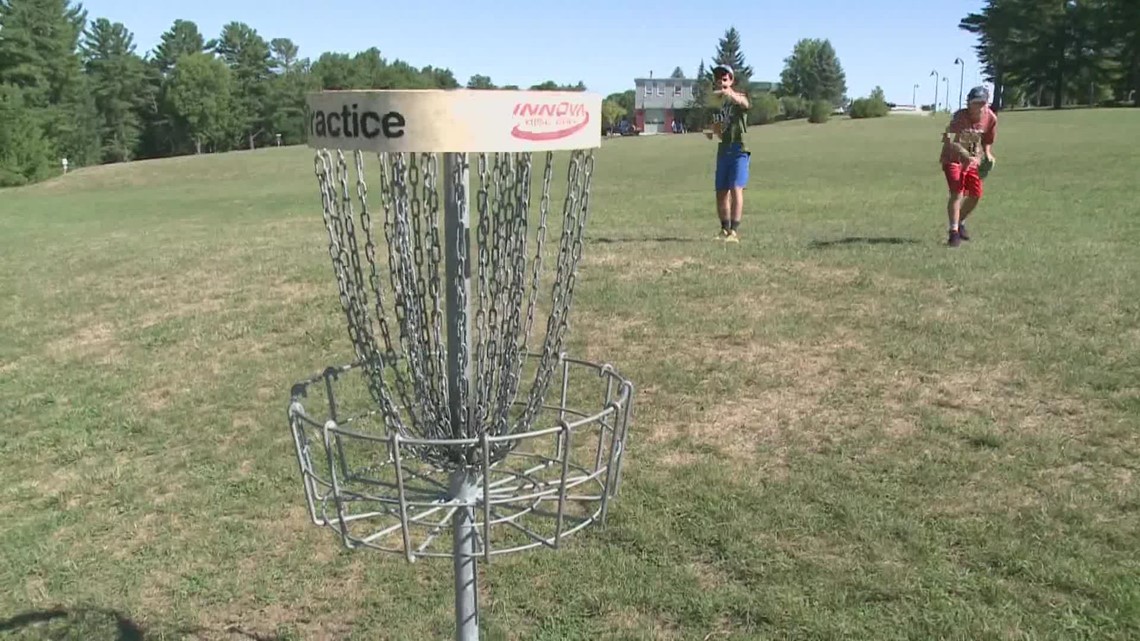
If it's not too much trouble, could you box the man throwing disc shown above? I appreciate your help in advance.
[940,85,998,247]
[706,64,751,243]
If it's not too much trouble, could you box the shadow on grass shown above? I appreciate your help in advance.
[587,235,698,244]
[809,236,922,248]
[0,607,283,641]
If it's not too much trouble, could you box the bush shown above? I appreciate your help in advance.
[780,95,809,120]
[808,100,832,123]
[749,93,781,126]
[849,98,889,119]
[848,86,891,119]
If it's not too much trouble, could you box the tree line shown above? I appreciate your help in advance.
[960,0,1139,110]
[0,0,587,187]
[599,27,892,133]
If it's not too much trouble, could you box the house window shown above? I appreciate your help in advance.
[656,83,664,96]
[674,84,683,97]
[643,84,651,96]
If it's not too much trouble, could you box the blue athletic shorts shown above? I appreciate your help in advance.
[715,143,751,191]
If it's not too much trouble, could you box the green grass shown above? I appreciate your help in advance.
[2,109,1139,641]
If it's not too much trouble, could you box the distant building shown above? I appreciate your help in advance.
[633,73,779,134]
[633,74,698,134]
[749,81,780,94]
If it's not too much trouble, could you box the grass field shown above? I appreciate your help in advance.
[2,108,1139,641]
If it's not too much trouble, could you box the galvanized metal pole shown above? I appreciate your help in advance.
[443,151,479,641]
[930,70,939,112]
[955,58,965,110]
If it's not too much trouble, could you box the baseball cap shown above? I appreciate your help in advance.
[712,64,734,77]
[967,86,990,103]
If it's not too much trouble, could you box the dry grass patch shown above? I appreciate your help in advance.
[33,465,83,497]
[882,363,1095,435]
[647,332,865,448]
[43,321,121,365]
[600,605,682,641]
[580,249,709,281]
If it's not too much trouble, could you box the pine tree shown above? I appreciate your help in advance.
[265,40,314,145]
[711,27,753,87]
[0,85,53,185]
[137,19,211,158]
[686,59,715,131]
[1106,0,1140,104]
[0,0,99,166]
[214,21,273,149]
[151,19,208,76]
[778,38,848,107]
[959,0,1128,108]
[960,2,1018,110]
[692,60,710,104]
[82,18,149,162]
[269,38,299,73]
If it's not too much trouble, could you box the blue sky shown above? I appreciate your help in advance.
[79,0,988,109]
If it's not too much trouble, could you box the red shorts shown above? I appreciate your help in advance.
[943,162,983,199]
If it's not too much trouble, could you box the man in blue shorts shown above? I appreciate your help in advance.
[706,64,751,242]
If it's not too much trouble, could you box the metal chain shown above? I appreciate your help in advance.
[421,153,449,440]
[515,150,592,436]
[389,152,442,455]
[399,155,444,442]
[495,153,533,434]
[350,150,407,437]
[376,153,422,437]
[472,153,493,437]
[311,146,596,469]
[451,153,473,447]
[475,153,508,435]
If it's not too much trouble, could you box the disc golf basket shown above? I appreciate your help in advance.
[285,89,635,640]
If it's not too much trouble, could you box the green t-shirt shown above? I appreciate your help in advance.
[715,99,749,155]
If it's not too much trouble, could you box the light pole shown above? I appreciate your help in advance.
[930,69,940,112]
[943,77,950,113]
[913,83,919,108]
[954,57,965,110]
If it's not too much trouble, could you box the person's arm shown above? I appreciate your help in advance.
[982,113,997,161]
[941,115,976,164]
[721,87,750,110]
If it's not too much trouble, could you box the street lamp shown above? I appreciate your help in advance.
[954,57,965,110]
[913,83,919,108]
[943,77,950,113]
[930,69,940,112]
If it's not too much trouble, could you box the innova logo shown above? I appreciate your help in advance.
[511,101,590,141]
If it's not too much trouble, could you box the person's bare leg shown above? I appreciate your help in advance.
[947,193,963,230]
[947,192,963,246]
[716,190,731,234]
[730,187,744,226]
[958,196,979,240]
[959,197,979,222]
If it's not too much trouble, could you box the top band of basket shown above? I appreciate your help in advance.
[305,89,602,153]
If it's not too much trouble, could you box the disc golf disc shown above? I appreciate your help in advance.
[979,156,995,179]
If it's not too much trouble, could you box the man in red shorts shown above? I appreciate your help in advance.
[941,85,997,247]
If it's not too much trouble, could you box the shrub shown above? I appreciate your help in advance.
[808,100,832,124]
[749,93,781,126]
[849,86,891,119]
[780,95,809,120]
